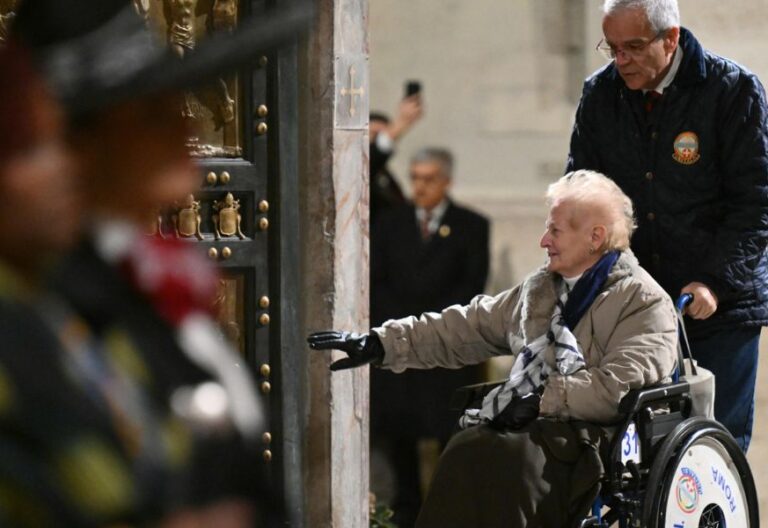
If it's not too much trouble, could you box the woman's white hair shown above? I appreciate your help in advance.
[546,170,636,252]
[603,0,680,33]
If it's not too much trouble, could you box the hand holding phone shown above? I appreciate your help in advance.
[388,81,424,140]
[405,80,422,98]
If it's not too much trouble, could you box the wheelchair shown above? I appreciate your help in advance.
[578,379,758,527]
[452,294,759,527]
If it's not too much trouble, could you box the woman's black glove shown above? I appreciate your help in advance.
[306,331,385,371]
[489,391,541,431]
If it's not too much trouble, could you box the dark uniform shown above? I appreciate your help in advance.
[0,264,199,526]
[51,237,265,508]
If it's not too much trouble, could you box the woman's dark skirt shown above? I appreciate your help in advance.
[415,419,606,528]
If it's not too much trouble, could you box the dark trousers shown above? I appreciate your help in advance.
[370,367,478,527]
[689,326,760,452]
[371,434,422,528]
[415,421,604,528]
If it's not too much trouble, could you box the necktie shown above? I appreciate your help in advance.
[644,90,662,113]
[420,212,432,241]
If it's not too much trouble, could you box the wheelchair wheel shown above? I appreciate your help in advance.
[642,417,758,527]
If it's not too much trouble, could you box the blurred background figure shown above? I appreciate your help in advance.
[369,87,423,224]
[370,146,489,527]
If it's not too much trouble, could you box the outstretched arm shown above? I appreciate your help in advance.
[307,286,520,373]
[373,287,520,373]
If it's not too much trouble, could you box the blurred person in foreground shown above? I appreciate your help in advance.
[0,0,310,525]
[370,147,489,526]
[311,170,677,527]
[0,36,121,527]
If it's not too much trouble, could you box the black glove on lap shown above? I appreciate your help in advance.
[306,331,385,371]
[489,391,541,431]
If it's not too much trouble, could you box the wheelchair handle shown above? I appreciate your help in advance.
[675,293,694,313]
[674,293,697,379]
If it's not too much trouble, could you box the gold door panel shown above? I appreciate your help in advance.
[213,273,246,356]
[141,0,242,158]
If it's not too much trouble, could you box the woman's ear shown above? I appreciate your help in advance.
[591,225,608,249]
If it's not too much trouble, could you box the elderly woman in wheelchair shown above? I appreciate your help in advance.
[309,170,758,527]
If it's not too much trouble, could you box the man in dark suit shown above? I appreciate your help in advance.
[370,147,489,527]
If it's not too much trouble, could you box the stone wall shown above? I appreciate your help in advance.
[300,0,370,525]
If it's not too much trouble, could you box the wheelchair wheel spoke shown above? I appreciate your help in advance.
[699,503,724,528]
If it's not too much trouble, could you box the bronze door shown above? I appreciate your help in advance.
[144,0,303,514]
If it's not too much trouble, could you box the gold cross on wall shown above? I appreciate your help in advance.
[340,65,365,118]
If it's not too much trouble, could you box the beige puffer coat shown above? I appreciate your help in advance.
[373,250,678,424]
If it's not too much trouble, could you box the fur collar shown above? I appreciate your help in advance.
[518,250,638,340]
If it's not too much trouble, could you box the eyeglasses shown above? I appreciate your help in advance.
[595,30,666,60]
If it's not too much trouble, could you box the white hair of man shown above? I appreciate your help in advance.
[546,170,637,252]
[410,147,454,179]
[602,0,680,33]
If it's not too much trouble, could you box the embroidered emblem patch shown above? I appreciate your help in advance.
[672,131,701,165]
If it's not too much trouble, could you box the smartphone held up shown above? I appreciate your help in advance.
[405,80,422,98]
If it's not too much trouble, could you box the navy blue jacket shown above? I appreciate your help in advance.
[568,28,768,338]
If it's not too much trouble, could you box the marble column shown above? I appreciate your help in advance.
[299,0,369,525]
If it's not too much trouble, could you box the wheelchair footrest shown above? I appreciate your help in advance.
[578,516,602,528]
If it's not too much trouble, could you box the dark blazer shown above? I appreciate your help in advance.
[372,201,490,325]
[567,27,768,338]
[371,201,490,441]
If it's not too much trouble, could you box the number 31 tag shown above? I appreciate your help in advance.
[621,421,642,464]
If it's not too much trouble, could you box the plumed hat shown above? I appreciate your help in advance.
[12,0,312,117]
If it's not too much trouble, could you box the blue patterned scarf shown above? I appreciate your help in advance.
[460,251,620,428]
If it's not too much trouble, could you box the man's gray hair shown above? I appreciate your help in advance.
[603,0,680,33]
[410,147,454,178]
